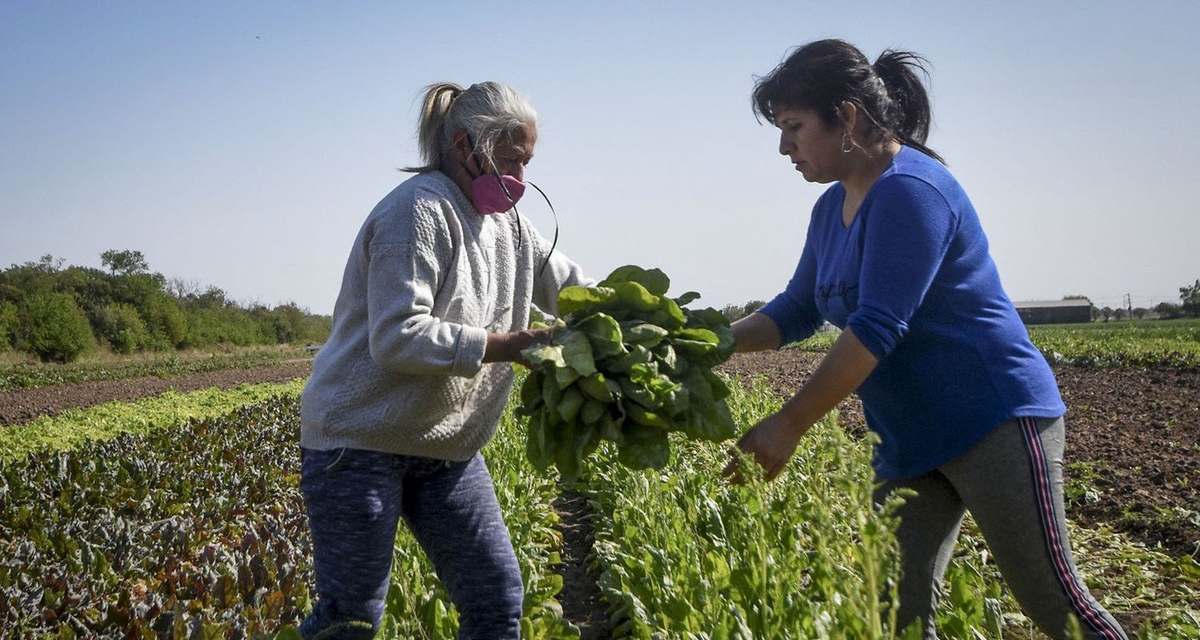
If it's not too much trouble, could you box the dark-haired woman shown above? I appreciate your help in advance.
[726,40,1126,639]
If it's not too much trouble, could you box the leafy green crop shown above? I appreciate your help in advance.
[519,266,737,479]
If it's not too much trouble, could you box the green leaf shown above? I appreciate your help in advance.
[523,343,566,369]
[526,412,552,471]
[519,371,543,410]
[675,291,701,306]
[558,285,618,318]
[625,402,670,429]
[557,329,597,377]
[581,398,607,425]
[556,386,585,424]
[622,321,670,347]
[607,344,653,374]
[578,373,615,403]
[599,410,624,443]
[600,265,671,296]
[617,424,670,469]
[577,313,626,359]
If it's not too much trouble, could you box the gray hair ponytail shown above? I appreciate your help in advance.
[403,81,538,173]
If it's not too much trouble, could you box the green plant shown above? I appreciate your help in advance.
[95,302,150,354]
[19,291,96,362]
[0,299,17,351]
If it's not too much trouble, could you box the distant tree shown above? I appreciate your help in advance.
[1133,307,1148,320]
[0,300,18,351]
[1154,302,1184,319]
[1112,308,1126,321]
[100,249,149,276]
[720,300,767,322]
[20,292,95,362]
[1100,306,1113,322]
[1181,279,1200,317]
[95,303,150,354]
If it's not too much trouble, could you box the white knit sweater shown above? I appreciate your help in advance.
[299,171,589,460]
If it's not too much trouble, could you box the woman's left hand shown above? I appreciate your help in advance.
[722,411,810,483]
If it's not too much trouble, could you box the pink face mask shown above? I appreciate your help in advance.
[472,173,526,214]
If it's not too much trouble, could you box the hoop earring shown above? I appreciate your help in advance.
[840,133,854,154]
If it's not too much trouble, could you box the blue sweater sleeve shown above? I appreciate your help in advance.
[759,226,823,346]
[846,175,957,360]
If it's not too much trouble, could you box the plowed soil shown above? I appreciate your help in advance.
[0,362,313,426]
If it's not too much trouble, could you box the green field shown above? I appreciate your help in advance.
[790,319,1200,369]
[1,375,1196,638]
[0,345,311,392]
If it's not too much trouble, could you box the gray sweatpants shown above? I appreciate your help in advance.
[298,447,523,640]
[875,416,1127,640]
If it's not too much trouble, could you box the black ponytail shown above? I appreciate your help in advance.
[753,39,944,164]
[872,50,943,163]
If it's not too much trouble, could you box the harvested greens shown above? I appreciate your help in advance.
[519,265,737,478]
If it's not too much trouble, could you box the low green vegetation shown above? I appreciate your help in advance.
[576,377,1200,638]
[785,319,1200,369]
[0,378,573,638]
[0,379,305,463]
[1029,319,1200,368]
[0,345,311,392]
[1,371,1195,637]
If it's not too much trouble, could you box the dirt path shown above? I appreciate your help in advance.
[0,362,312,426]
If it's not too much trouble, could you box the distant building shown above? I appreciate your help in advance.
[1012,299,1092,325]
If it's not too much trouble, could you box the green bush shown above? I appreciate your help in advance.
[95,302,149,354]
[0,300,18,351]
[19,292,96,363]
[140,293,187,349]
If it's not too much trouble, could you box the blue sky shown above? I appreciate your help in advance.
[2,2,1197,315]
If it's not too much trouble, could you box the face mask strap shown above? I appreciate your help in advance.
[525,181,559,277]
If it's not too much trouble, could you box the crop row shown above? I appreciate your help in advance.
[0,345,312,392]
[0,391,572,638]
[790,320,1200,369]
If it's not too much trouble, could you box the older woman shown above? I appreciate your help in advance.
[298,81,589,639]
[727,40,1126,640]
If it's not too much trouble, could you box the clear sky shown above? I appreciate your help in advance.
[2,2,1197,315]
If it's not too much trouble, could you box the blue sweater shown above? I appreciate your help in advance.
[760,146,1065,479]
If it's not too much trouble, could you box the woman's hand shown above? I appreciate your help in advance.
[483,328,555,365]
[722,410,812,483]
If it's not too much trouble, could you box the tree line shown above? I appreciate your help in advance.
[0,250,331,363]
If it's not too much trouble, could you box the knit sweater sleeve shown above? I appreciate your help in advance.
[365,198,488,378]
[846,174,957,360]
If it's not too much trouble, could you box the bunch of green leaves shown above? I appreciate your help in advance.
[519,266,737,479]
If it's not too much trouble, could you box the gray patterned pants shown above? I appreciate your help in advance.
[876,416,1127,640]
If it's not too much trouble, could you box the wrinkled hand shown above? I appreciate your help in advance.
[722,411,808,483]
[491,327,556,367]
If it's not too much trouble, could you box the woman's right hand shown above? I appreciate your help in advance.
[483,328,555,365]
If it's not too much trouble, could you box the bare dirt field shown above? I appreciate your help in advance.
[0,361,313,427]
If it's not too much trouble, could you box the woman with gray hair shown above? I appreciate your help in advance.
[297,80,590,639]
